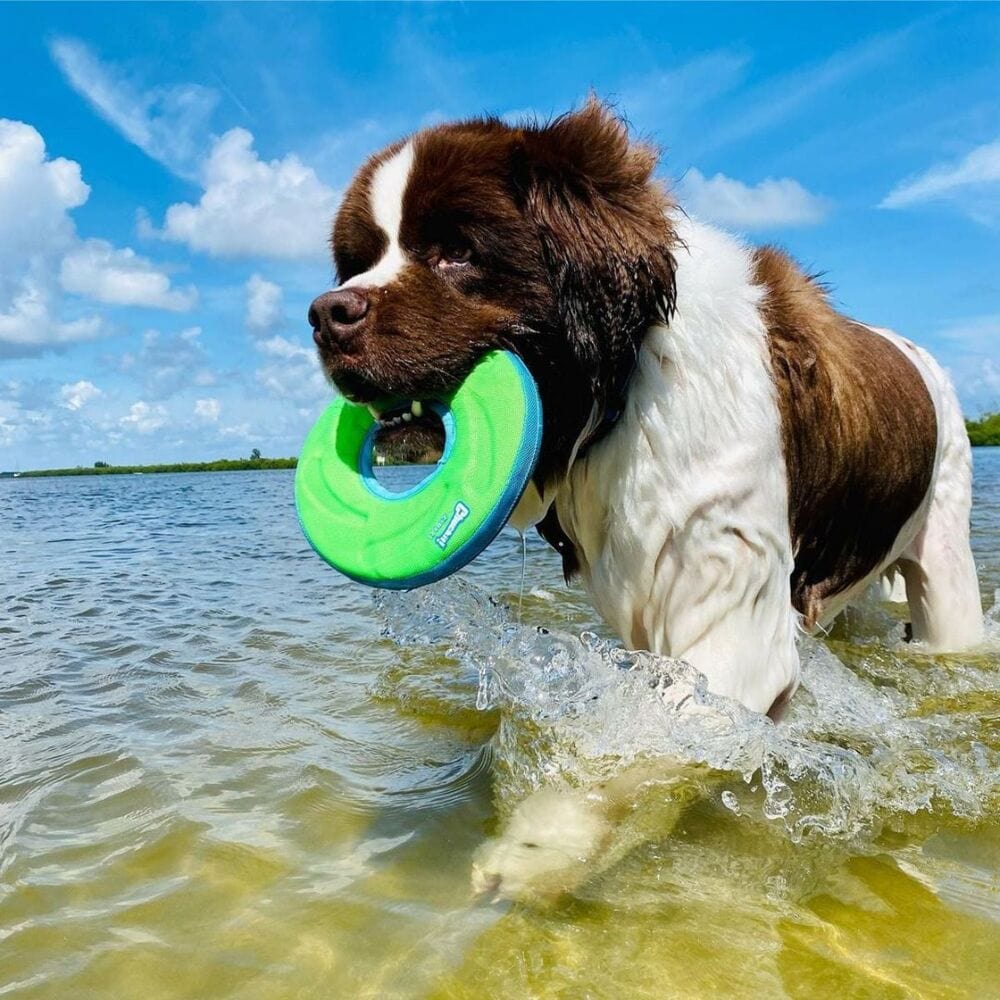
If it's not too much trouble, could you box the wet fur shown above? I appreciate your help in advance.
[754,247,938,628]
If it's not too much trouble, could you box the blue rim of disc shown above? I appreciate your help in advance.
[358,401,456,501]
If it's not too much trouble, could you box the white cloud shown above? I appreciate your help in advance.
[194,398,221,422]
[60,238,197,311]
[59,380,102,411]
[120,400,168,434]
[880,139,1000,223]
[677,168,830,229]
[0,119,89,239]
[245,274,284,334]
[0,397,40,450]
[0,118,199,357]
[0,119,105,356]
[154,128,339,259]
[258,335,312,360]
[49,37,217,180]
[306,118,393,189]
[0,379,57,451]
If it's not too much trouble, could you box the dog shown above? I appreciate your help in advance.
[309,99,984,899]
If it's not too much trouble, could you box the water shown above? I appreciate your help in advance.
[1,453,998,998]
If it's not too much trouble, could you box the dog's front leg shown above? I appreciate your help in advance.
[470,757,710,905]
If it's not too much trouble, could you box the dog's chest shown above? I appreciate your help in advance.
[551,218,795,660]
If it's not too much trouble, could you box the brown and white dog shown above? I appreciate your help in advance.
[309,101,984,896]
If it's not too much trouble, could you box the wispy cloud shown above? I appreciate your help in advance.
[936,315,1000,416]
[616,50,750,134]
[880,138,1000,224]
[117,327,216,400]
[389,17,472,109]
[678,168,829,229]
[50,37,348,255]
[691,21,925,158]
[255,344,328,407]
[937,313,1000,356]
[49,37,218,180]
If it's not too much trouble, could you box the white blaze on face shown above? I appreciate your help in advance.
[340,142,414,291]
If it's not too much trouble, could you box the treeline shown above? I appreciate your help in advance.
[966,413,1000,447]
[18,458,298,478]
[9,414,998,479]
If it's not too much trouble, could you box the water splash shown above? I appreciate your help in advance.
[516,530,528,622]
[377,579,1000,847]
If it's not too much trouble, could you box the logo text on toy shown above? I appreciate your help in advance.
[435,501,470,548]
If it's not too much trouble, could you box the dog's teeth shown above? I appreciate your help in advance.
[402,411,412,422]
[411,400,423,418]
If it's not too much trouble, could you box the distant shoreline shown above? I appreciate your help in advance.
[3,419,997,480]
[4,458,297,479]
[966,414,1000,448]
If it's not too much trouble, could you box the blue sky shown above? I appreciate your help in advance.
[0,2,997,470]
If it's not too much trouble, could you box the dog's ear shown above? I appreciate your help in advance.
[513,99,677,402]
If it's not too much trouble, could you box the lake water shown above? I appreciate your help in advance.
[2,452,998,998]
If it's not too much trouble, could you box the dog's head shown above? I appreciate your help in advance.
[310,99,677,488]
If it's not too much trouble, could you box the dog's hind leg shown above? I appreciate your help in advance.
[897,373,983,651]
[899,514,982,651]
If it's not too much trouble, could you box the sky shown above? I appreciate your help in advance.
[0,2,997,471]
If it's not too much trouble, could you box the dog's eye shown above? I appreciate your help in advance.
[521,842,539,849]
[438,244,472,268]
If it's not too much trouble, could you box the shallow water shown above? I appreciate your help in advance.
[1,452,998,999]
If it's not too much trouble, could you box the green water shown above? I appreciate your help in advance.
[1,456,998,998]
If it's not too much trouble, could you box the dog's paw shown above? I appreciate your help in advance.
[470,786,613,905]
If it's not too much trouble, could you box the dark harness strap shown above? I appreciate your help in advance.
[579,349,639,453]
[537,350,639,579]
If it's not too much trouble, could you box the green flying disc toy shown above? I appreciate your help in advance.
[295,350,543,590]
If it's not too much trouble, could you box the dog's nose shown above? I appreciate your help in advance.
[309,288,369,348]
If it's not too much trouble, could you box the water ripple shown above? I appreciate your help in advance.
[1,459,999,998]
